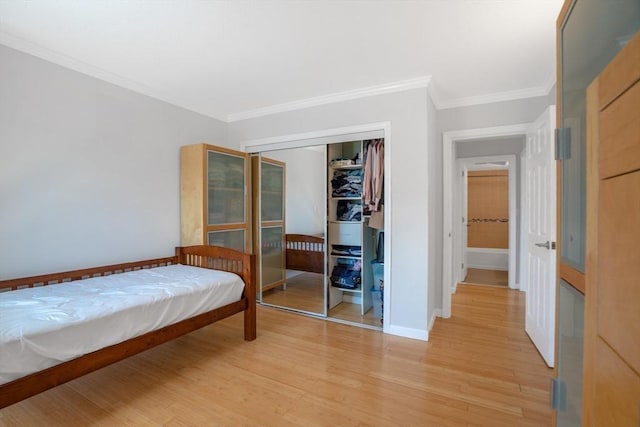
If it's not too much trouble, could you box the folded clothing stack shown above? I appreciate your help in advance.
[330,258,362,290]
[336,200,362,222]
[331,169,362,198]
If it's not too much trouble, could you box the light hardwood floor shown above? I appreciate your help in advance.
[262,271,382,327]
[463,268,509,287]
[262,271,325,314]
[0,284,551,426]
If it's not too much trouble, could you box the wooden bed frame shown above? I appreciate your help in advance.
[285,234,325,274]
[0,245,256,409]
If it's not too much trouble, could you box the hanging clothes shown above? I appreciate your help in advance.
[363,139,384,213]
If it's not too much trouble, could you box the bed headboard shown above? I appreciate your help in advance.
[285,234,325,274]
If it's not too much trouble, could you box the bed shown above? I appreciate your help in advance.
[285,234,325,274]
[0,245,255,409]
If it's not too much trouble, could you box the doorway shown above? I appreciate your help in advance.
[442,106,557,367]
[442,124,528,318]
[457,155,517,290]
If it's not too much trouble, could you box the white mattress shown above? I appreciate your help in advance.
[0,264,245,385]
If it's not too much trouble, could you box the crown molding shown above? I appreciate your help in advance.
[426,80,442,109]
[2,31,555,120]
[227,76,432,122]
[0,32,227,122]
[436,85,551,110]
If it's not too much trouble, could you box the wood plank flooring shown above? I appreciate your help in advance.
[463,268,509,287]
[0,284,552,426]
[262,271,381,327]
[262,271,325,314]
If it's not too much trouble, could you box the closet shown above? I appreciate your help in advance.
[327,139,384,323]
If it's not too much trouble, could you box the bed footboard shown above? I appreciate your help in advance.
[176,245,256,340]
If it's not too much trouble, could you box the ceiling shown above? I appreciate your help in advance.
[0,0,563,122]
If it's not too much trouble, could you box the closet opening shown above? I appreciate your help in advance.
[242,123,390,331]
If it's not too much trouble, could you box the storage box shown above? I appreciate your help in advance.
[329,222,362,246]
[370,261,384,319]
[371,289,383,318]
[371,261,384,291]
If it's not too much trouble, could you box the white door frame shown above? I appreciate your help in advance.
[456,155,517,290]
[442,124,529,318]
[241,121,392,332]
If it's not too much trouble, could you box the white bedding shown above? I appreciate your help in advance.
[0,264,245,385]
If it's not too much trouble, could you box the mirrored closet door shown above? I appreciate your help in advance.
[254,147,327,316]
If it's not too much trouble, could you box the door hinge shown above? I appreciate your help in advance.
[461,263,464,270]
[551,378,567,411]
[462,170,465,177]
[555,128,571,160]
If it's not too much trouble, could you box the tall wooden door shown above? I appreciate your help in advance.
[524,105,557,367]
[583,31,640,426]
[461,165,468,282]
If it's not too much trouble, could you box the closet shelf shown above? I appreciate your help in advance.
[330,254,361,260]
[330,285,363,293]
[331,196,362,201]
[330,164,363,170]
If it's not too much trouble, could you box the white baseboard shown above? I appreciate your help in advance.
[428,309,442,332]
[467,263,509,271]
[466,248,509,271]
[385,324,429,341]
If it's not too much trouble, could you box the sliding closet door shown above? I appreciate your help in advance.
[255,148,327,316]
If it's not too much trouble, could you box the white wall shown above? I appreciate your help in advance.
[466,248,509,271]
[427,93,442,328]
[263,147,326,236]
[229,88,431,339]
[0,44,227,279]
[438,95,551,132]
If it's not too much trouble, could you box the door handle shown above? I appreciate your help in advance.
[535,241,557,250]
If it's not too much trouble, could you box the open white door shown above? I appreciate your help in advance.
[524,105,557,367]
[461,165,468,283]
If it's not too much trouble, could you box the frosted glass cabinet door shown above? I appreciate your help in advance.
[208,230,245,252]
[207,150,246,226]
[261,161,284,222]
[261,226,285,287]
[559,0,640,272]
[556,280,585,426]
